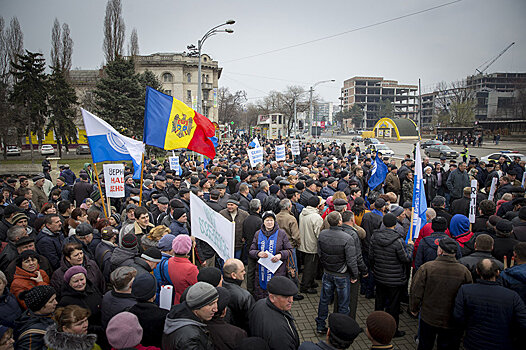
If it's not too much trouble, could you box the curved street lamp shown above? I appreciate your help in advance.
[309,79,335,137]
[195,20,235,117]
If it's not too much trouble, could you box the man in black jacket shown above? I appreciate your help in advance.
[222,258,255,332]
[249,276,300,350]
[431,196,452,228]
[242,199,263,295]
[369,213,414,337]
[459,234,504,280]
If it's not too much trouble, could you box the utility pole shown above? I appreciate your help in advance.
[418,78,422,140]
[294,98,298,137]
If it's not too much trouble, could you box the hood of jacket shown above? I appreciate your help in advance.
[374,228,400,247]
[449,214,470,237]
[300,206,319,218]
[504,264,526,282]
[39,226,59,238]
[14,309,54,332]
[44,324,97,350]
[110,246,137,266]
[164,302,206,335]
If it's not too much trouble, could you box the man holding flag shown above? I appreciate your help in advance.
[406,142,428,243]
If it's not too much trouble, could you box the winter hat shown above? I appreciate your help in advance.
[382,213,397,228]
[75,222,94,236]
[16,249,39,267]
[13,196,28,207]
[449,214,470,237]
[488,215,502,227]
[374,198,386,209]
[11,212,28,225]
[328,313,363,344]
[3,205,21,218]
[110,213,121,225]
[121,233,138,249]
[262,211,276,221]
[431,217,448,232]
[157,234,176,251]
[141,247,162,263]
[173,208,186,220]
[131,273,157,301]
[269,184,280,194]
[106,312,143,349]
[63,266,87,284]
[366,311,396,345]
[90,190,101,202]
[389,205,404,218]
[197,267,222,287]
[438,237,458,254]
[19,285,56,312]
[186,282,219,310]
[215,287,231,315]
[172,234,192,255]
[496,219,513,236]
[101,227,119,241]
[519,207,526,220]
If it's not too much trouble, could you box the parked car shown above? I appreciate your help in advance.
[352,136,363,142]
[40,144,55,156]
[421,140,443,149]
[6,145,21,156]
[76,145,91,155]
[425,145,458,159]
[481,151,526,163]
[364,138,380,146]
[367,143,394,157]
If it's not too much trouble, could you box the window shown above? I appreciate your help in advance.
[186,73,191,83]
[187,90,192,101]
[165,90,172,96]
[203,90,209,100]
[163,73,173,83]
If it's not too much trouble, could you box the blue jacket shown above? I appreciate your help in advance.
[454,280,526,350]
[320,186,336,200]
[501,264,526,304]
[35,227,64,270]
[168,220,189,236]
[0,289,22,328]
[60,169,76,186]
[153,253,173,304]
[415,232,461,270]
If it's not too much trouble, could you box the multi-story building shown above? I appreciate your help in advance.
[68,52,222,123]
[314,102,334,125]
[341,76,418,128]
[257,113,287,139]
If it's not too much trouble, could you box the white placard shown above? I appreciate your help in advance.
[248,147,264,167]
[469,179,478,223]
[488,177,498,201]
[291,140,300,156]
[257,250,283,274]
[522,172,526,189]
[275,144,286,161]
[169,156,181,175]
[103,163,125,198]
[190,192,235,261]
[159,285,173,310]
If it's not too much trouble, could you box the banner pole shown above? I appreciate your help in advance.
[192,246,196,265]
[93,163,108,219]
[139,153,144,207]
[408,207,415,241]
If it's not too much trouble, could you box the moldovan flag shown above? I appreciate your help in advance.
[143,87,216,159]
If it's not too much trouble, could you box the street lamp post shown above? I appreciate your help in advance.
[191,20,235,118]
[308,79,335,138]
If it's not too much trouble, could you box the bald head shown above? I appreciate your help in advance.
[476,258,499,281]
[223,258,245,281]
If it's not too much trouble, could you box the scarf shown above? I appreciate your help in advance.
[257,227,279,290]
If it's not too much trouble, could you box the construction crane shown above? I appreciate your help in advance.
[475,42,515,75]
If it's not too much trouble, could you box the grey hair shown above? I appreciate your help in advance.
[249,199,261,212]
[279,198,292,211]
[7,226,26,242]
[260,180,269,189]
[0,270,6,286]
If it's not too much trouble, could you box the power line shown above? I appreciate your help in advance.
[226,72,308,84]
[224,0,463,63]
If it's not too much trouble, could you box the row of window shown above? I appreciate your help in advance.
[162,72,211,83]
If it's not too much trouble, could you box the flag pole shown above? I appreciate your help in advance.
[139,153,145,207]
[408,207,415,241]
[93,163,108,219]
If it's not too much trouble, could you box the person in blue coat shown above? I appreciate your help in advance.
[454,258,526,350]
[0,271,22,328]
[501,242,526,304]
[35,214,64,270]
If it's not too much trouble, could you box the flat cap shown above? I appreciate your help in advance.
[267,276,298,296]
[328,313,363,343]
[157,196,169,205]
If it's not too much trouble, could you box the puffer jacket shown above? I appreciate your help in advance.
[162,301,213,350]
[459,251,504,280]
[14,309,55,350]
[454,280,526,350]
[501,264,526,304]
[318,225,365,279]
[0,289,22,328]
[44,324,101,350]
[369,227,413,286]
[222,277,255,332]
[298,206,323,254]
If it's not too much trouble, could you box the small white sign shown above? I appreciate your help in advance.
[103,163,125,198]
[257,250,283,274]
[291,140,300,156]
[488,177,498,201]
[169,156,181,175]
[248,147,264,167]
[275,144,286,161]
[469,179,478,223]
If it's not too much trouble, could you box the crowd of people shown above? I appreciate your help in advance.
[1,136,526,350]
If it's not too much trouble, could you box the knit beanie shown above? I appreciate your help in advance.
[382,213,397,228]
[63,266,87,284]
[11,212,28,225]
[141,247,162,263]
[106,312,143,349]
[157,234,176,251]
[19,285,56,312]
[121,233,138,249]
[13,196,28,207]
[131,273,157,301]
[366,311,396,345]
[90,190,101,202]
[173,208,186,220]
[186,282,219,310]
[172,234,192,255]
[197,267,222,287]
[431,217,448,232]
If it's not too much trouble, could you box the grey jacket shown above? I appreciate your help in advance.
[446,168,469,199]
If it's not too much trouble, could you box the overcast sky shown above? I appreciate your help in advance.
[2,0,525,103]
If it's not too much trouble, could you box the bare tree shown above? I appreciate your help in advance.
[433,80,476,126]
[128,27,139,57]
[0,17,8,82]
[50,18,61,69]
[5,17,23,84]
[218,87,247,125]
[61,23,73,72]
[103,0,125,62]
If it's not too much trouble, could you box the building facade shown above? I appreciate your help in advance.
[257,113,287,139]
[341,76,418,128]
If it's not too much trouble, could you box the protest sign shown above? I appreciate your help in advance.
[488,177,498,201]
[291,140,300,156]
[469,179,477,223]
[248,147,264,167]
[275,144,286,161]
[169,156,181,175]
[190,192,235,261]
[103,163,125,198]
[522,171,526,188]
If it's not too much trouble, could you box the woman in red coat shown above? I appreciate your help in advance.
[10,249,50,308]
[167,234,198,304]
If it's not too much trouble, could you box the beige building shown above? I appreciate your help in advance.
[68,52,222,123]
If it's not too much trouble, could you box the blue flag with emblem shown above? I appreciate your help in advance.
[406,141,427,242]
[81,109,145,179]
[367,155,388,191]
